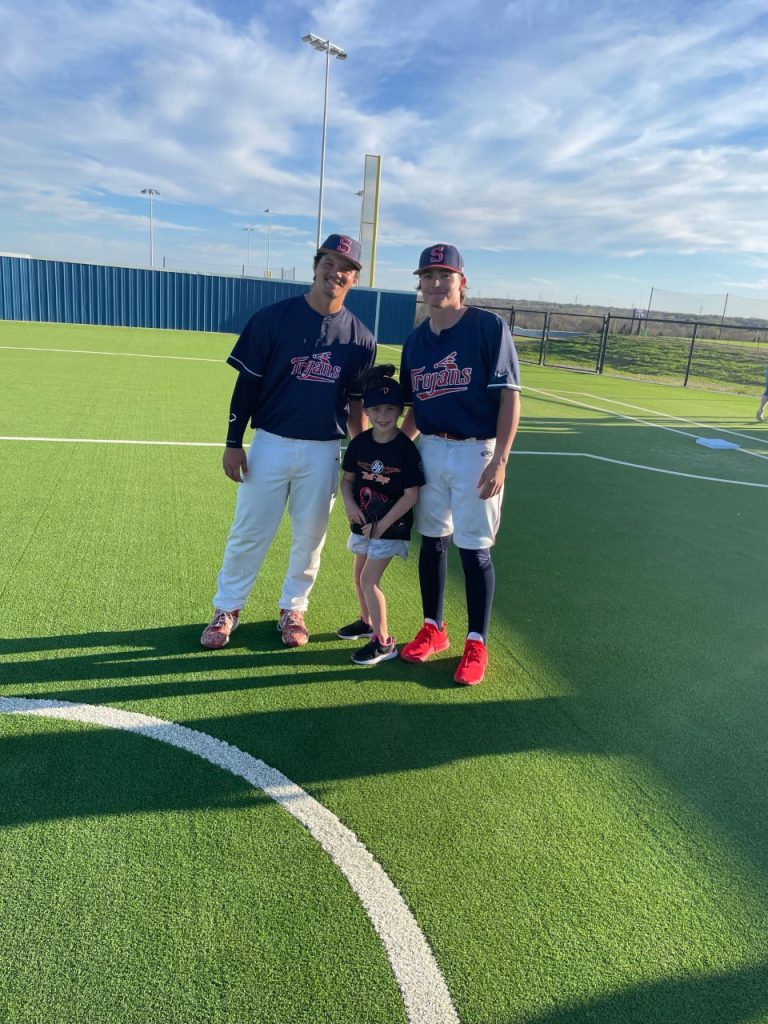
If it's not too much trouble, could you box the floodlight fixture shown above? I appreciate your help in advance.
[301,33,347,59]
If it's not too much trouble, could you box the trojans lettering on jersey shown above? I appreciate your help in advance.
[290,350,342,383]
[410,351,472,401]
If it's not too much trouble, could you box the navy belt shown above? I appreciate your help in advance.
[426,431,489,441]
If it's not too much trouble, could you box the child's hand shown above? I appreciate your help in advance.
[361,520,377,539]
[345,502,367,526]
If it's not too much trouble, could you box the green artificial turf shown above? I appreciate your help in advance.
[2,321,768,1024]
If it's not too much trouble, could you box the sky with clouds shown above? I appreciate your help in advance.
[2,0,768,310]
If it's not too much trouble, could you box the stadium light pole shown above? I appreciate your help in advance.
[264,208,272,277]
[140,188,159,268]
[301,32,347,250]
[243,225,256,273]
[355,189,364,242]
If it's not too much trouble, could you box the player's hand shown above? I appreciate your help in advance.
[222,446,248,482]
[477,459,506,499]
[361,520,377,539]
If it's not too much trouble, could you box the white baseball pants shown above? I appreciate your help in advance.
[213,429,340,613]
[415,434,503,549]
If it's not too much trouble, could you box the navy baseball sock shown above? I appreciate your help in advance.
[418,535,451,626]
[459,547,495,640]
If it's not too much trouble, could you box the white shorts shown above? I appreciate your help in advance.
[347,533,409,561]
[415,434,503,549]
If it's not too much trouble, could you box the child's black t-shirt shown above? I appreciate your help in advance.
[342,429,425,540]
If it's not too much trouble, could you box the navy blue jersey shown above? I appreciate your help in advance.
[228,296,376,441]
[342,429,425,540]
[400,307,520,439]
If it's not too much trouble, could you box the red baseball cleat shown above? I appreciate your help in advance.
[278,609,309,647]
[454,639,488,685]
[201,609,240,649]
[400,621,449,663]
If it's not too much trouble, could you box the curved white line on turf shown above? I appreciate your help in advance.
[0,697,459,1024]
[513,451,768,488]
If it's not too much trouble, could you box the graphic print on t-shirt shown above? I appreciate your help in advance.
[359,486,390,520]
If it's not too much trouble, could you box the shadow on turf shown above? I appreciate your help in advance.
[0,721,275,828]
[519,961,768,1024]
[0,692,588,826]
[0,625,596,822]
[0,621,471,703]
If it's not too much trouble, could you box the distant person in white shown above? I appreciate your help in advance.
[756,367,768,422]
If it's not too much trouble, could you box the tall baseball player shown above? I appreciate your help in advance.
[201,233,376,650]
[399,243,521,685]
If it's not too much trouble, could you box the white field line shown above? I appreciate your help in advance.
[2,434,767,487]
[571,392,768,448]
[514,451,768,489]
[0,345,222,363]
[526,386,700,439]
[0,697,459,1024]
[0,436,221,446]
[526,387,768,463]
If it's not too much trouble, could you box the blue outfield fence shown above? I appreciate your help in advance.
[0,256,416,344]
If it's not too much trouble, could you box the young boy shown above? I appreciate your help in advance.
[338,365,425,666]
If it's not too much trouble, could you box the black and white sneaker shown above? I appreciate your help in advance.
[337,618,374,640]
[351,635,398,666]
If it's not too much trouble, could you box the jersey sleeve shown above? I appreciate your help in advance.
[226,310,273,379]
[341,434,361,473]
[226,373,262,447]
[487,316,521,391]
[347,336,377,399]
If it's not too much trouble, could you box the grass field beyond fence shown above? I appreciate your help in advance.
[1,320,768,1024]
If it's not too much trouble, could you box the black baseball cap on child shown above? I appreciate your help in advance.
[363,365,404,408]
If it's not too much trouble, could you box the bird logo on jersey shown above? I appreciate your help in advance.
[290,350,342,383]
[410,351,472,401]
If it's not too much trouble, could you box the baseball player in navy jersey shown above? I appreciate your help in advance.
[399,243,521,685]
[200,234,376,650]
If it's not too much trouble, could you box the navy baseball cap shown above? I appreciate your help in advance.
[363,376,404,409]
[414,243,464,275]
[317,233,363,271]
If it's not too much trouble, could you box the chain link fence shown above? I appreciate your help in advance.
[461,302,768,397]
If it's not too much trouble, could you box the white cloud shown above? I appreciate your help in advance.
[1,0,768,304]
